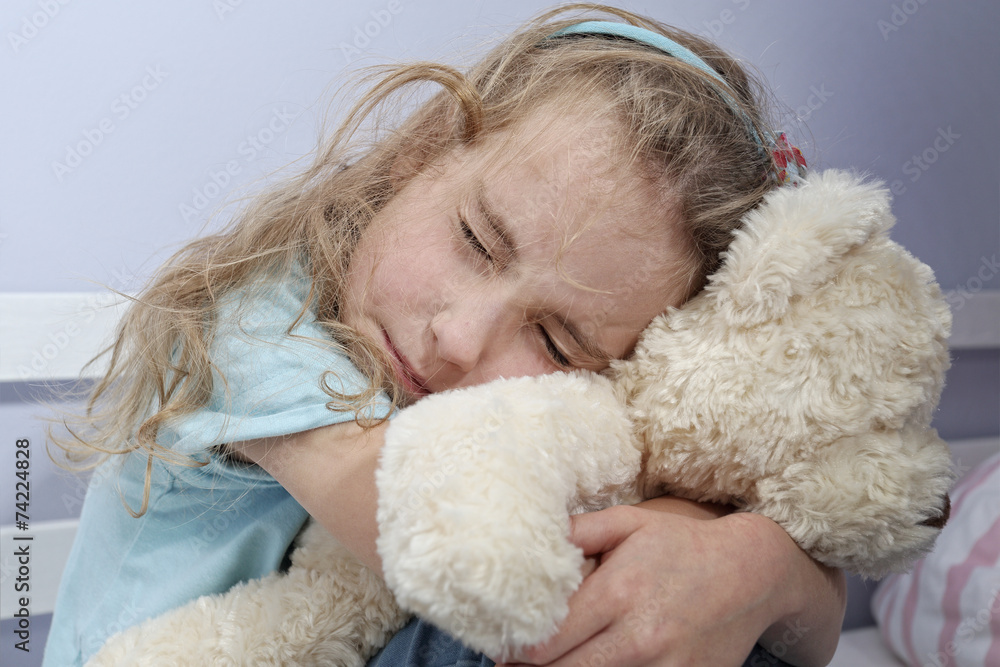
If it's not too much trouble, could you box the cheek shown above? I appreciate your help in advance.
[398,233,467,302]
[344,236,378,303]
[342,225,400,326]
[365,237,446,320]
[473,335,560,385]
[476,360,553,387]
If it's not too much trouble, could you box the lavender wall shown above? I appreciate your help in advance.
[2,0,996,295]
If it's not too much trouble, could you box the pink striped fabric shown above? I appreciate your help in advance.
[872,452,1000,667]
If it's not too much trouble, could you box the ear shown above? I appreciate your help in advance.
[712,170,895,328]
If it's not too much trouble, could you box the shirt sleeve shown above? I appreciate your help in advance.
[157,263,391,462]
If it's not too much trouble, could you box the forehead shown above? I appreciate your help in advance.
[465,107,668,244]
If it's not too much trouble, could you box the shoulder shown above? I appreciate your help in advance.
[216,259,318,339]
[207,257,382,410]
[210,259,345,373]
[160,258,391,455]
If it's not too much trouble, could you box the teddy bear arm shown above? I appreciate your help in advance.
[376,372,642,659]
[87,521,406,667]
[747,425,954,579]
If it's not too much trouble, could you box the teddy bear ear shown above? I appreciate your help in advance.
[712,170,895,328]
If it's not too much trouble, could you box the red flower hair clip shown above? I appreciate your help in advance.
[771,132,807,187]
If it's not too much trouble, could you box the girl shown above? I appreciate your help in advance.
[45,4,845,666]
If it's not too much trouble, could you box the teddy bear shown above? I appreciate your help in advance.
[87,170,954,666]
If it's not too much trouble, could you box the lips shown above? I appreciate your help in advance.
[381,329,430,397]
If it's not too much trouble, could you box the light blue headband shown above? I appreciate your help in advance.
[548,20,806,186]
[552,21,733,89]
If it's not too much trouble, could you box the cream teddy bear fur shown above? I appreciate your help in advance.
[88,170,953,666]
[618,168,953,577]
[87,525,406,667]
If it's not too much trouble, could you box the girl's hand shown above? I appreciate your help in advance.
[497,498,845,667]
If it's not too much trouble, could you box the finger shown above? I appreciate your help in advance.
[508,558,623,664]
[569,505,643,557]
[520,626,643,667]
[490,558,599,666]
[580,555,598,578]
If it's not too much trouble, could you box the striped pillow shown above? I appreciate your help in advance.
[872,451,1000,667]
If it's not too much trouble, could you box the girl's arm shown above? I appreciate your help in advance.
[235,424,845,667]
[753,512,846,666]
[234,420,388,576]
[506,499,846,667]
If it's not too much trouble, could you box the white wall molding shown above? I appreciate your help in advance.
[945,288,1000,350]
[0,292,128,382]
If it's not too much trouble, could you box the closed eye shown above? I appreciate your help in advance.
[460,218,492,261]
[537,324,571,367]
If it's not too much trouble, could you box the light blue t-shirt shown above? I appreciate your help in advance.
[43,263,391,666]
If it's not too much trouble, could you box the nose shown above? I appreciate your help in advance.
[430,290,509,374]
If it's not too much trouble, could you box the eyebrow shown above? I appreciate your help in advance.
[475,183,518,271]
